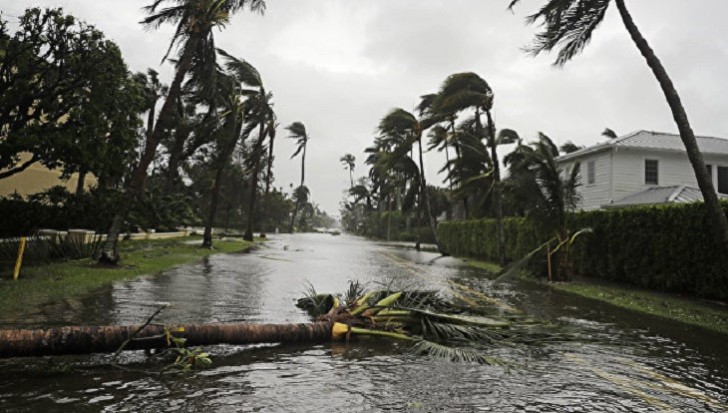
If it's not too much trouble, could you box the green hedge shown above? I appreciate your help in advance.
[439,202,728,301]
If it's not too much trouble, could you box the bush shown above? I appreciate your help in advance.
[438,202,728,300]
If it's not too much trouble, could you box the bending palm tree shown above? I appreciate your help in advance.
[215,49,275,242]
[99,0,266,264]
[434,73,516,265]
[202,71,246,248]
[287,122,310,233]
[508,0,728,253]
[378,108,447,255]
[259,118,278,238]
[340,153,356,188]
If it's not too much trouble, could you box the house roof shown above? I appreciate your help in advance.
[557,130,728,163]
[604,185,728,208]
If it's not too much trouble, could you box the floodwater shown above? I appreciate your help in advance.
[0,233,726,412]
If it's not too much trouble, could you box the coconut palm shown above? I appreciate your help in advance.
[200,74,246,248]
[286,122,310,233]
[259,117,278,238]
[434,73,516,265]
[508,0,728,253]
[340,153,356,188]
[523,133,583,281]
[378,108,447,255]
[213,50,274,242]
[99,0,266,264]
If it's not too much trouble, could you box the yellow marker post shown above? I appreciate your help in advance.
[13,237,26,281]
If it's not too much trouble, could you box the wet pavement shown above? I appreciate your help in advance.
[0,233,726,412]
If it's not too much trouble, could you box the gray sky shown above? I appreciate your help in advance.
[3,0,727,216]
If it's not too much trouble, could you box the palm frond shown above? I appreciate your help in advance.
[409,339,503,365]
[514,0,611,66]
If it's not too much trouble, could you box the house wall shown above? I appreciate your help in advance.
[561,150,612,211]
[0,153,96,197]
[610,149,728,203]
[560,149,728,210]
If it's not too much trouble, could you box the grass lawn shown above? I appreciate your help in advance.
[0,236,255,317]
[460,257,728,336]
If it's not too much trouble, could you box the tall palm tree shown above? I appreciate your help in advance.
[259,117,278,238]
[378,108,447,255]
[99,0,266,264]
[201,71,247,248]
[214,50,274,242]
[287,122,310,233]
[434,73,516,265]
[508,0,728,253]
[340,153,356,188]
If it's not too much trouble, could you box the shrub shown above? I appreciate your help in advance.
[438,202,728,300]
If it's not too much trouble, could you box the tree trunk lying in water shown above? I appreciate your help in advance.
[0,322,333,358]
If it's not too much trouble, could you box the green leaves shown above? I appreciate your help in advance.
[510,0,612,66]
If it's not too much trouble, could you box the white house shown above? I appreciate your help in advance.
[556,130,728,210]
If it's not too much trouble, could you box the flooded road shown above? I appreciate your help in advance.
[1,234,727,412]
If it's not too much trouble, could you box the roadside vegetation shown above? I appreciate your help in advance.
[462,258,728,336]
[0,236,254,316]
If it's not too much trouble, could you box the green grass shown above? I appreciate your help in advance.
[554,282,728,336]
[462,258,503,274]
[458,256,728,336]
[0,236,255,317]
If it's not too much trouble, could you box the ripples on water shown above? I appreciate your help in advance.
[0,234,726,412]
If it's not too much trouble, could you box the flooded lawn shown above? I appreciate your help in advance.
[0,234,726,411]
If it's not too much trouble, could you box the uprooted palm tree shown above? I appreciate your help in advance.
[508,0,728,255]
[99,0,266,264]
[0,282,576,365]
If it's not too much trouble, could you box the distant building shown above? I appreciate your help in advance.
[556,130,728,210]
[0,153,95,197]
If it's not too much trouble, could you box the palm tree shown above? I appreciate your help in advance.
[201,72,246,248]
[508,0,728,253]
[99,0,266,264]
[214,50,274,242]
[286,122,310,233]
[340,154,356,188]
[259,118,278,238]
[434,73,516,265]
[378,108,447,255]
[524,133,582,281]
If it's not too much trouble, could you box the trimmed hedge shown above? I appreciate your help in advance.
[439,202,728,301]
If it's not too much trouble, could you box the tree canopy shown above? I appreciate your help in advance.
[0,8,142,180]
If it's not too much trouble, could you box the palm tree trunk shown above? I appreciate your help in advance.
[245,126,266,241]
[289,146,306,234]
[615,0,728,253]
[417,136,447,255]
[485,110,506,266]
[99,40,197,265]
[259,129,275,238]
[202,166,224,248]
[0,322,333,358]
[449,118,468,219]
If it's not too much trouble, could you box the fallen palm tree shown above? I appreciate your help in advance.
[0,282,574,364]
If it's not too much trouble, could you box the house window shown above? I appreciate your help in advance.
[645,159,659,185]
[718,166,728,195]
[587,161,595,185]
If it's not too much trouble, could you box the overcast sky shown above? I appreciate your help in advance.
[3,0,727,216]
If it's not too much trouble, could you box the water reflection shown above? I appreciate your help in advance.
[0,233,726,412]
